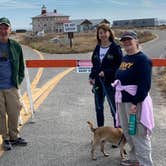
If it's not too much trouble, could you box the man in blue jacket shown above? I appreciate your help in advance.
[0,17,27,151]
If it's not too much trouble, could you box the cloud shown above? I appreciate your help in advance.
[91,0,128,5]
[0,0,39,9]
[141,0,153,7]
[109,0,128,6]
[55,0,80,7]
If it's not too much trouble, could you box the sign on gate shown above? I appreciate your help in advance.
[76,60,92,73]
[63,23,77,48]
[63,23,77,32]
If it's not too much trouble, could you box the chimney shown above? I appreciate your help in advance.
[41,5,47,15]
[54,9,57,13]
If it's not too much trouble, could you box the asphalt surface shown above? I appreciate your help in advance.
[0,30,166,166]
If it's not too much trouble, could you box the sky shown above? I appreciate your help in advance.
[0,0,166,30]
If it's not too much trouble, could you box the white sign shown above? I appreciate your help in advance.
[76,67,91,73]
[76,60,92,73]
[63,23,77,32]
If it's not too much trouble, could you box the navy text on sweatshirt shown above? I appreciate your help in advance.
[115,51,152,105]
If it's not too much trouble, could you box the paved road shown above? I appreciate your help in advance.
[0,30,166,166]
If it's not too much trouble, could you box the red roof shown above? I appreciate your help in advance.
[33,12,69,18]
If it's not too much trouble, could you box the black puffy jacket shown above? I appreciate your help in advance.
[89,41,123,86]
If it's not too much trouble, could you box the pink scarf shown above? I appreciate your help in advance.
[112,80,155,135]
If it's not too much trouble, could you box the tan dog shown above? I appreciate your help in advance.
[87,121,127,160]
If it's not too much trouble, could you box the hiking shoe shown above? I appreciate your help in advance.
[120,159,139,166]
[111,145,118,148]
[10,137,28,146]
[2,140,12,151]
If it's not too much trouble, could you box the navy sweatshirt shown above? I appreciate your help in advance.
[115,51,152,105]
[89,41,123,86]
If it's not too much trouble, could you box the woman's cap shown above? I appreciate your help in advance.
[120,31,137,41]
[0,17,11,27]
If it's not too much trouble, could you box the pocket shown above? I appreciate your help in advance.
[0,115,3,134]
[11,88,22,111]
[136,122,147,137]
[12,88,20,99]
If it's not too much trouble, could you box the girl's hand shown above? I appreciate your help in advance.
[99,71,104,77]
[129,104,137,114]
[89,79,95,85]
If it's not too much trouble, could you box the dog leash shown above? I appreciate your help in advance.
[117,134,125,146]
[98,77,116,115]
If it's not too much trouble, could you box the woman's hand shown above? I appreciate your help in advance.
[99,71,104,77]
[129,104,137,114]
[89,79,95,85]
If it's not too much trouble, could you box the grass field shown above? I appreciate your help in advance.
[155,65,166,98]
[20,29,156,54]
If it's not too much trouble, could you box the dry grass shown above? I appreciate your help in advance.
[154,68,166,98]
[114,30,156,44]
[20,29,155,54]
[20,31,96,54]
[158,25,166,30]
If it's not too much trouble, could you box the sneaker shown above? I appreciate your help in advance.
[10,137,28,146]
[111,145,118,148]
[120,159,139,166]
[2,140,12,151]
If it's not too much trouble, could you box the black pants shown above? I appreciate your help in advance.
[93,84,116,127]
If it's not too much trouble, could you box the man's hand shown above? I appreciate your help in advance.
[99,71,104,77]
[129,104,137,114]
[89,79,95,85]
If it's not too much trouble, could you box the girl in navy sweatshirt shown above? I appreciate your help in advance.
[115,31,153,166]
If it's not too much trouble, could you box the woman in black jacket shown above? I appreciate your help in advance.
[89,23,123,127]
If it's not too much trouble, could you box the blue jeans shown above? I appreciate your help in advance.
[93,84,116,127]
